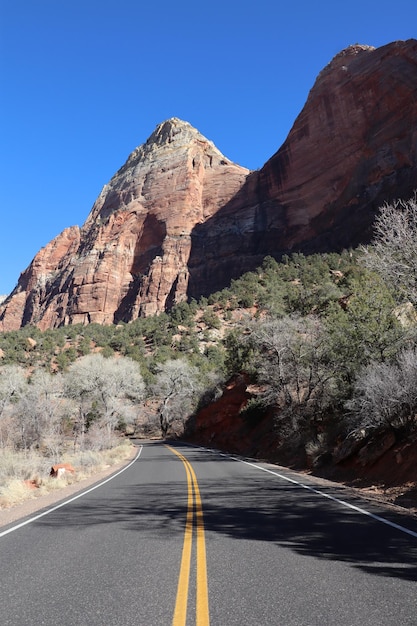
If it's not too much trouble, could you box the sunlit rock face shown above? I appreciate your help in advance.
[1,39,416,330]
[0,119,249,330]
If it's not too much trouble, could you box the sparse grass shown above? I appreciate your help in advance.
[0,449,50,482]
[0,440,134,509]
[0,479,39,507]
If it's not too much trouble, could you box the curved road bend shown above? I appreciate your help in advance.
[1,442,416,625]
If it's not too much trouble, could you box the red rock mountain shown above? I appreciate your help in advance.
[1,39,416,331]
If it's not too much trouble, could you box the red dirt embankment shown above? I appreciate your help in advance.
[186,375,417,515]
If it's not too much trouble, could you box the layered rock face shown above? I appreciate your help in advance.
[1,39,416,330]
[188,39,417,296]
[0,119,249,329]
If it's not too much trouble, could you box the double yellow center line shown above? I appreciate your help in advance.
[166,446,210,626]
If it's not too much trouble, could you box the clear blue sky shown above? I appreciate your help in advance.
[1,0,415,296]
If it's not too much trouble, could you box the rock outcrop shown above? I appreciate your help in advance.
[1,39,416,330]
[188,39,417,296]
[0,119,249,329]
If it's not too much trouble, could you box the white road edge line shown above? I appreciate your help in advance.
[203,446,417,539]
[0,445,143,539]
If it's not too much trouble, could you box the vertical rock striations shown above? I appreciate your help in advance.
[1,39,416,330]
[188,39,417,297]
[0,119,249,330]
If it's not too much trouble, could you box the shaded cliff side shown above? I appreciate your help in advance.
[1,39,416,330]
[0,119,249,329]
[188,40,417,297]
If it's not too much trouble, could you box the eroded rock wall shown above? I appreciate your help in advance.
[188,40,417,297]
[1,39,416,330]
[0,119,249,330]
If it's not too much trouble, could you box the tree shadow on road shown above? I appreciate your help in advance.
[34,443,417,583]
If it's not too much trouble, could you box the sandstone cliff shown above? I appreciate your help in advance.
[0,119,249,329]
[188,39,417,296]
[1,39,416,330]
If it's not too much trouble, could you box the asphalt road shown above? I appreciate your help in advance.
[1,441,416,626]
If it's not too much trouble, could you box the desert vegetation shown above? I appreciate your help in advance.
[0,442,133,509]
[228,196,417,465]
[1,195,417,506]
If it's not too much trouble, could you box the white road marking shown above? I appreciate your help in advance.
[0,445,143,539]
[202,446,417,539]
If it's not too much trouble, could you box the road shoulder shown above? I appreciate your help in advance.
[0,445,138,530]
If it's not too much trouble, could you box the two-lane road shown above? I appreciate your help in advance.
[1,442,416,625]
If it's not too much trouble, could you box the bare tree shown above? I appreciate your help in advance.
[346,348,417,431]
[64,356,98,449]
[0,365,27,449]
[0,365,26,416]
[361,194,417,304]
[64,354,145,449]
[152,359,200,437]
[12,370,65,452]
[397,348,417,416]
[249,315,336,416]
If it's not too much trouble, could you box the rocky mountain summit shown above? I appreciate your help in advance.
[0,119,249,329]
[1,39,416,331]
